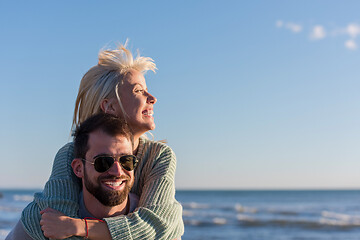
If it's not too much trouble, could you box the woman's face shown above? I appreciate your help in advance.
[116,69,157,135]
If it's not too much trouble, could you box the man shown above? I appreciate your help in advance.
[6,113,139,239]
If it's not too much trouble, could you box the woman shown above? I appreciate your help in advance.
[20,44,184,239]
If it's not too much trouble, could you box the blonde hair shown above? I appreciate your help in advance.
[72,44,157,130]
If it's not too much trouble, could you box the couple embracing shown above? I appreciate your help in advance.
[7,44,184,240]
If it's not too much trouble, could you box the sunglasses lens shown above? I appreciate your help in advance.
[120,155,136,171]
[93,155,138,172]
[94,156,114,172]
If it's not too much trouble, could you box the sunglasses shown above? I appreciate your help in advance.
[83,154,138,172]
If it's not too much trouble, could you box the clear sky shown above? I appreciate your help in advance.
[1,1,360,190]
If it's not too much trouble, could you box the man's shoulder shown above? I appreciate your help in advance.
[6,220,34,240]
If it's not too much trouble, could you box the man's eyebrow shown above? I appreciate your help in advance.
[93,153,111,159]
[93,153,133,159]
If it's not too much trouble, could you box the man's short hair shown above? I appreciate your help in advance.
[73,113,133,159]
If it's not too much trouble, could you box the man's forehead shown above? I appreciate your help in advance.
[87,130,132,154]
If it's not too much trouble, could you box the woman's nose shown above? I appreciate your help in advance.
[146,92,157,104]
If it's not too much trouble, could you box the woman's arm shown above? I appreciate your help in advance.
[104,142,184,240]
[40,208,82,239]
[21,143,84,240]
[40,208,111,240]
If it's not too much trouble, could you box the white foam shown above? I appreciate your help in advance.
[235,204,257,213]
[321,211,360,226]
[183,202,210,209]
[182,210,194,217]
[322,211,360,221]
[13,194,33,202]
[237,214,255,222]
[0,206,22,212]
[235,204,244,212]
[187,219,201,226]
[319,218,360,227]
[0,229,10,237]
[213,217,227,225]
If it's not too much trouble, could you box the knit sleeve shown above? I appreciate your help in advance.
[104,144,184,240]
[20,142,83,240]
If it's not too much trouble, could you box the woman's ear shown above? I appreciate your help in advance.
[71,159,84,178]
[100,98,118,115]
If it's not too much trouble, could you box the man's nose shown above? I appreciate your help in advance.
[107,161,126,176]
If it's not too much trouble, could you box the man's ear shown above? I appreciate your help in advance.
[72,159,84,178]
[100,98,118,115]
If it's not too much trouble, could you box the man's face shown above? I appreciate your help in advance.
[83,129,134,206]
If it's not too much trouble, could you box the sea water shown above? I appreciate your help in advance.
[0,189,36,239]
[177,190,360,240]
[0,189,359,239]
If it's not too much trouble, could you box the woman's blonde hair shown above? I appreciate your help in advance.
[72,44,157,130]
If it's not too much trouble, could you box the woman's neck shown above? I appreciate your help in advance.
[132,134,140,155]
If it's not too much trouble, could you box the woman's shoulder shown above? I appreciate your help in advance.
[142,138,170,147]
[58,141,74,152]
[50,142,75,178]
[139,138,176,169]
[54,142,75,160]
[141,138,175,156]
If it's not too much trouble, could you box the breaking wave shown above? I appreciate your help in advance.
[181,201,360,229]
[13,194,33,202]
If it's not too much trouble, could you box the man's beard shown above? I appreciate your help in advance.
[84,167,133,207]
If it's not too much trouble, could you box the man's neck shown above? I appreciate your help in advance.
[82,190,129,219]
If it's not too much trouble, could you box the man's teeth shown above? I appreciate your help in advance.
[104,181,124,187]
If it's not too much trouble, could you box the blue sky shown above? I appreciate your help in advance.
[1,1,360,189]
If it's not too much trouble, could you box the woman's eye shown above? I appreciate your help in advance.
[135,89,145,93]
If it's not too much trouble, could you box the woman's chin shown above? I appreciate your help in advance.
[145,124,156,132]
[132,123,156,136]
[149,122,156,130]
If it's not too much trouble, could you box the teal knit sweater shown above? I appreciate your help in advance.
[21,137,184,239]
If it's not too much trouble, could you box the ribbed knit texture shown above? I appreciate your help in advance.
[21,138,184,240]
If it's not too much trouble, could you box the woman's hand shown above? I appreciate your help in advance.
[40,207,82,239]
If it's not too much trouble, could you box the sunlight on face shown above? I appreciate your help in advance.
[116,70,157,135]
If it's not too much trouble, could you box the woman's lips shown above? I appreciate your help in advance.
[142,109,154,117]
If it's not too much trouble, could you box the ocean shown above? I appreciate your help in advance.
[0,189,360,239]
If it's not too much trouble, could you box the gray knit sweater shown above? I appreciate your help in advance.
[20,137,184,239]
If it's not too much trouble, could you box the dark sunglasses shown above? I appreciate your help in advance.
[83,155,138,172]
